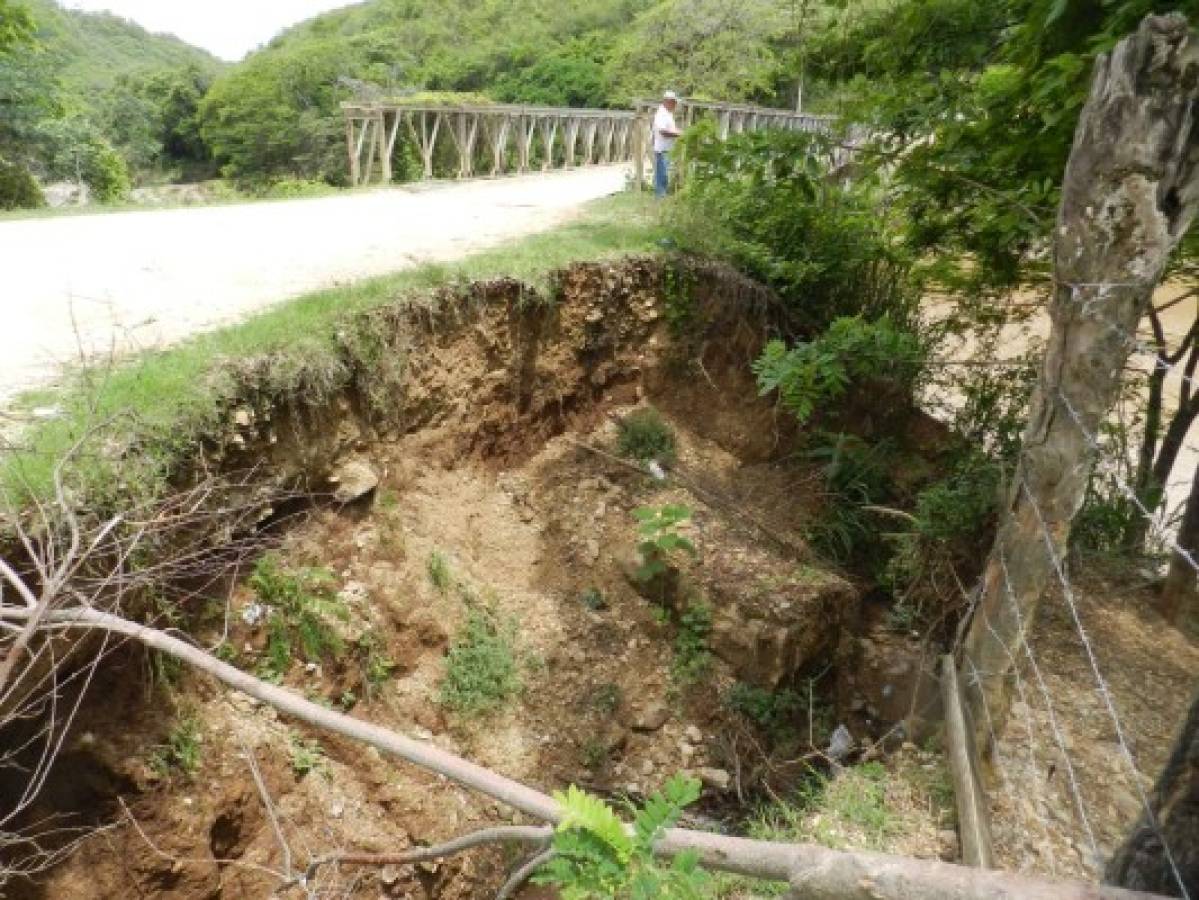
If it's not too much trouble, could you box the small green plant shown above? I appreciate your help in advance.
[338,690,358,710]
[290,734,326,777]
[427,549,452,593]
[149,714,202,777]
[249,554,348,683]
[617,408,677,466]
[672,601,713,686]
[633,505,696,582]
[582,739,608,770]
[882,451,1000,626]
[580,587,607,611]
[355,632,396,696]
[662,262,697,335]
[591,682,623,714]
[725,683,801,737]
[149,649,184,689]
[214,642,238,664]
[754,317,925,425]
[804,432,894,564]
[533,774,710,898]
[440,603,521,714]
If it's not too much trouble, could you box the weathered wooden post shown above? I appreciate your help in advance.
[958,13,1199,749]
[346,116,360,186]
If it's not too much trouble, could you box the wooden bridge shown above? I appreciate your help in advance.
[342,98,835,187]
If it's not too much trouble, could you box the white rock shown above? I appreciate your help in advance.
[697,768,732,792]
[329,458,380,503]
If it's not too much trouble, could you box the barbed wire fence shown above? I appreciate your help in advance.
[950,274,1198,899]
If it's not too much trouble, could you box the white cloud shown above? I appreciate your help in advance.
[62,0,361,61]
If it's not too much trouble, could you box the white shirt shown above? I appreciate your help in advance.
[653,105,679,153]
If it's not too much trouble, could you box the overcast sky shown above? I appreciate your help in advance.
[63,1,360,61]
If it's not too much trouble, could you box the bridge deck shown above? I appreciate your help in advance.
[341,97,835,186]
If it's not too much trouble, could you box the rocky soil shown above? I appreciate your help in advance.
[4,258,1192,899]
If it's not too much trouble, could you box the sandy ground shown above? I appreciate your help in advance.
[0,165,628,404]
[928,284,1199,532]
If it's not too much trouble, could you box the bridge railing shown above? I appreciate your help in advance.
[341,98,839,187]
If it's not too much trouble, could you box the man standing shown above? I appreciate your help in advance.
[653,90,682,198]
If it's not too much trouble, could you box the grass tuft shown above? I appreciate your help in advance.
[439,602,521,715]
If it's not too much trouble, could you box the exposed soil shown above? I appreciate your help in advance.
[4,259,1195,899]
[988,572,1199,884]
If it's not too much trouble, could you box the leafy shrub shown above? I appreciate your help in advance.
[0,160,43,209]
[725,683,801,737]
[259,177,335,199]
[672,600,713,686]
[440,603,521,714]
[248,554,348,682]
[87,141,131,203]
[670,125,917,335]
[534,774,710,898]
[617,408,677,466]
[804,432,894,563]
[754,316,926,424]
[883,452,1000,627]
[1073,472,1141,556]
[633,505,696,582]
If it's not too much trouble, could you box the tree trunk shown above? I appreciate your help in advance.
[1106,691,1199,897]
[1123,310,1169,551]
[1160,463,1199,621]
[959,14,1199,749]
[1124,307,1199,554]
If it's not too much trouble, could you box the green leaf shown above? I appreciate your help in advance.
[553,785,633,862]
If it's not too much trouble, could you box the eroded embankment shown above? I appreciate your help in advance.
[2,258,958,899]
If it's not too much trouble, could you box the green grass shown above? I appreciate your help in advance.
[715,762,902,898]
[439,602,522,715]
[1,191,662,507]
[427,550,453,593]
[616,406,677,465]
[148,713,203,777]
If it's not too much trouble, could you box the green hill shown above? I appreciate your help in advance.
[197,0,809,182]
[23,0,221,89]
[0,0,223,198]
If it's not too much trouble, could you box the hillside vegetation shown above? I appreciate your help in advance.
[0,0,221,204]
[20,0,218,92]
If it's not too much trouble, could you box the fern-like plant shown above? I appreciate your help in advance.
[534,774,710,899]
[248,554,348,682]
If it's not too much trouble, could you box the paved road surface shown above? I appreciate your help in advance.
[0,166,628,403]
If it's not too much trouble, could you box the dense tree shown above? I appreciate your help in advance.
[0,0,220,192]
[100,64,214,175]
[196,0,852,182]
[606,0,788,102]
[0,0,33,54]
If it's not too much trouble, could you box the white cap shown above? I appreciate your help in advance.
[663,90,679,101]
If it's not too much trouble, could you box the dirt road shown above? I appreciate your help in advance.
[0,166,628,403]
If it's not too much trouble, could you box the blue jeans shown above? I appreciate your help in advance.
[654,151,669,198]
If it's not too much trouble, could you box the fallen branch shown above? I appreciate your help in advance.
[302,825,551,883]
[2,602,1170,899]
